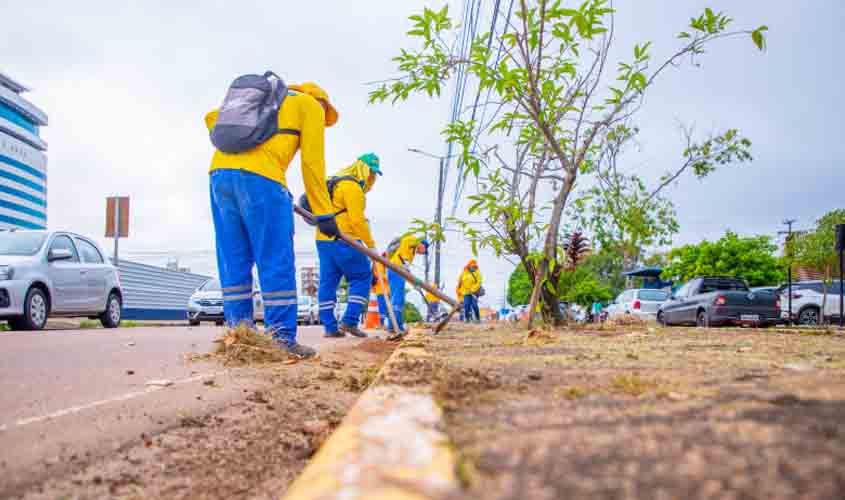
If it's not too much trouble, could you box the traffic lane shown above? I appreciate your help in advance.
[0,325,223,425]
[0,324,356,497]
[0,324,339,426]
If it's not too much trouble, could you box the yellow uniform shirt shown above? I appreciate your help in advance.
[390,235,422,267]
[315,179,375,248]
[458,269,483,295]
[205,90,333,216]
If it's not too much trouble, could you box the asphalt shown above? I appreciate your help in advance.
[0,323,345,497]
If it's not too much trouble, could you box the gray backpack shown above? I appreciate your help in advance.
[210,71,299,154]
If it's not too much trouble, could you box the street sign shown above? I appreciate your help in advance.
[105,197,129,238]
[106,196,129,264]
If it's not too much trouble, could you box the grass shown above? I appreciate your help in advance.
[610,373,658,396]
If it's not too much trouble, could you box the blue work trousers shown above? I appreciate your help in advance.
[377,293,391,329]
[388,268,406,332]
[464,294,480,322]
[210,170,298,343]
[316,240,372,333]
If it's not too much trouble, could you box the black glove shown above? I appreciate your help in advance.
[316,215,340,239]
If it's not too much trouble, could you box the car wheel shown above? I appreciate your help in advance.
[215,320,225,327]
[696,310,710,328]
[100,292,122,328]
[798,307,820,326]
[657,311,666,326]
[22,287,49,331]
[189,319,201,327]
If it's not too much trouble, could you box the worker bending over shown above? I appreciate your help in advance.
[316,154,382,338]
[387,235,429,333]
[372,252,392,330]
[206,74,339,358]
[425,283,442,322]
[458,259,483,323]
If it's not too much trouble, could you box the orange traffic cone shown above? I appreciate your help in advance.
[365,292,380,329]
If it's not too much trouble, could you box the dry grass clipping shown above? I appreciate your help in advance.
[191,324,295,366]
[524,329,558,346]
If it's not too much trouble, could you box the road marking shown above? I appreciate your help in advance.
[1,371,225,431]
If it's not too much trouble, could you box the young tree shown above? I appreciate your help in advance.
[371,2,767,326]
[563,230,590,269]
[793,209,845,323]
[507,263,533,305]
[662,231,785,287]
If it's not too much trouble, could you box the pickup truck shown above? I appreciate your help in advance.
[657,277,781,327]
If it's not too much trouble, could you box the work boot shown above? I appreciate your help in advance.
[278,341,317,359]
[323,330,345,339]
[339,323,368,338]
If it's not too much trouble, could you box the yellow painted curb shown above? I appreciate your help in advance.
[283,334,459,500]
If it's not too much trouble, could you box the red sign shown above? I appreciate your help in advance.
[105,197,129,238]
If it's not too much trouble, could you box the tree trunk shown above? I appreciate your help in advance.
[526,260,547,329]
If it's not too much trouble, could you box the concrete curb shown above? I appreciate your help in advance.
[282,331,460,500]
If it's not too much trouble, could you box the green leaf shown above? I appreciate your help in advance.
[751,25,768,51]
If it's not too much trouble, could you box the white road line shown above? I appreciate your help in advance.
[1,371,225,431]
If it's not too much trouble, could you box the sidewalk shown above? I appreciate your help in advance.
[412,322,845,499]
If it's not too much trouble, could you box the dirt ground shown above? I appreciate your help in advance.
[16,339,395,500]
[423,323,845,500]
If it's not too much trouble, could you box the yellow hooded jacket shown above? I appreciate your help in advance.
[205,85,334,217]
[458,260,483,295]
[316,160,376,248]
[390,235,424,267]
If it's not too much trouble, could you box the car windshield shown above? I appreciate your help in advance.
[700,279,748,293]
[0,232,48,256]
[638,290,669,301]
[200,279,221,291]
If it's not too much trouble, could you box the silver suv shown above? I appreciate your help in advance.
[0,230,123,330]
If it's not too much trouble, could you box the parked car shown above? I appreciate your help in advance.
[607,289,670,321]
[778,280,844,326]
[187,278,264,326]
[0,230,122,330]
[297,296,317,325]
[187,278,225,326]
[658,277,780,327]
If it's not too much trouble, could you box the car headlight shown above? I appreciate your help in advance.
[0,266,14,281]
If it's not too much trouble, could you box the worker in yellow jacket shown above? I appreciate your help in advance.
[458,259,483,322]
[206,75,339,359]
[387,234,429,333]
[425,283,442,322]
[456,284,465,321]
[316,154,381,338]
[372,252,391,329]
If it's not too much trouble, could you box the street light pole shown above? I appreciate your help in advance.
[408,148,455,290]
[434,156,445,288]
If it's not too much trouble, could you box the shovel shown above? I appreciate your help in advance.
[294,205,460,334]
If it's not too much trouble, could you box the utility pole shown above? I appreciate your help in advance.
[779,219,797,325]
[408,148,453,290]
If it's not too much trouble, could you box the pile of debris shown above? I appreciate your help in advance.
[193,325,296,366]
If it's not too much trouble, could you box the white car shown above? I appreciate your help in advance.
[607,288,670,321]
[780,280,843,326]
[0,230,123,330]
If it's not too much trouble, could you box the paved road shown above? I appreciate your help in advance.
[0,324,342,497]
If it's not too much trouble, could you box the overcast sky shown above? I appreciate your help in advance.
[3,1,843,308]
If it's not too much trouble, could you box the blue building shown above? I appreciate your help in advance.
[0,72,48,230]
